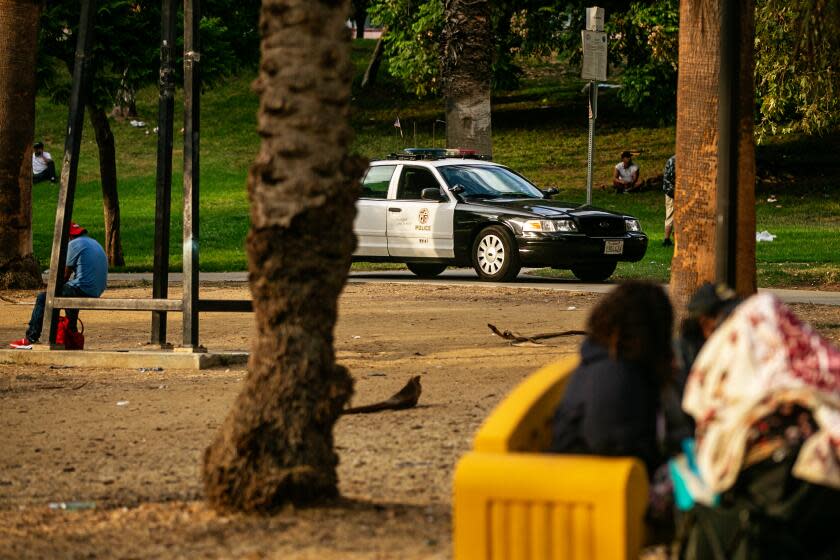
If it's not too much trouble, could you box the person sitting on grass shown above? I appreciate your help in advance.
[613,150,641,194]
[32,141,57,184]
[550,281,675,475]
[10,223,107,348]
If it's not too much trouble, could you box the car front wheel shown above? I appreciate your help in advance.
[472,226,521,282]
[406,262,447,278]
[570,261,617,282]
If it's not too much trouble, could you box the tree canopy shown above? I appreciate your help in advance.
[367,0,839,137]
[38,0,260,111]
[754,0,840,139]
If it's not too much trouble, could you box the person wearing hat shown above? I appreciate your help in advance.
[10,223,107,348]
[675,283,742,385]
[32,141,57,184]
[612,150,641,193]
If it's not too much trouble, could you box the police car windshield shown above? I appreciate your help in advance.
[438,165,544,200]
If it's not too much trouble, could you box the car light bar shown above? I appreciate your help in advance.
[388,147,491,161]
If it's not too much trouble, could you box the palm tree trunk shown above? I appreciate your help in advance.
[202,0,364,511]
[670,0,756,313]
[0,0,43,289]
[441,0,493,157]
[88,103,125,267]
[361,31,385,89]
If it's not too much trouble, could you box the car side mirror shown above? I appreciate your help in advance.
[421,187,446,201]
[543,187,559,198]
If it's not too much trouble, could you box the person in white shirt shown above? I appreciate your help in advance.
[612,150,640,194]
[32,141,57,184]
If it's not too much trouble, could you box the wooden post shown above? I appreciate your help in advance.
[151,0,178,347]
[43,0,96,347]
[182,0,201,350]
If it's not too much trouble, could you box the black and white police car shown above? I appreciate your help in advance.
[353,149,648,282]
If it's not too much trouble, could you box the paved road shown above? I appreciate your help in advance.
[104,269,840,306]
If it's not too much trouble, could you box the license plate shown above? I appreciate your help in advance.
[604,239,624,255]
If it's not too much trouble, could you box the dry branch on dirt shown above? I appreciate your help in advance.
[487,323,586,346]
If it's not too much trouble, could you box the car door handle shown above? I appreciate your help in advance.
[388,207,402,212]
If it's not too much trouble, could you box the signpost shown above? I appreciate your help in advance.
[582,7,606,205]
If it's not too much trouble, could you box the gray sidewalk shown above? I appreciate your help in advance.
[101,269,840,306]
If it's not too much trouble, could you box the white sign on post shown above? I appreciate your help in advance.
[581,30,607,82]
[585,6,604,32]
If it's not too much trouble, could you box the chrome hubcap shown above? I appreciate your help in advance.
[477,234,505,275]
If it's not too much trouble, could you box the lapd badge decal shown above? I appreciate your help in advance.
[415,208,431,231]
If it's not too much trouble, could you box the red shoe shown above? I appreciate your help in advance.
[9,337,33,349]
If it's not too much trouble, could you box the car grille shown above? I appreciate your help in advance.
[577,216,625,236]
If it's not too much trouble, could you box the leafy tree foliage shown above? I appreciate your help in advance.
[368,0,444,96]
[608,1,678,121]
[610,0,839,134]
[39,1,156,110]
[367,0,547,95]
[754,0,840,139]
[367,0,838,138]
[39,0,260,110]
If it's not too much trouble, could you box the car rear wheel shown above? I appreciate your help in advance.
[406,262,447,278]
[472,226,521,282]
[570,261,617,282]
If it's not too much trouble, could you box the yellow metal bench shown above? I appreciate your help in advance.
[453,355,649,560]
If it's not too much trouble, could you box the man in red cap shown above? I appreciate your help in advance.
[10,223,107,348]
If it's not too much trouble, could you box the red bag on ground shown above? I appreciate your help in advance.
[56,316,85,350]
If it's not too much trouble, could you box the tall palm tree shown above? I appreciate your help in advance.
[0,0,43,289]
[441,0,493,156]
[202,0,363,511]
[670,0,757,311]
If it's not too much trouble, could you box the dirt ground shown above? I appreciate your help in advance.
[0,282,838,559]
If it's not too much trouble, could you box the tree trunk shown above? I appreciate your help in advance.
[353,0,367,39]
[441,0,493,157]
[88,103,125,267]
[0,0,43,289]
[360,31,385,89]
[202,0,364,512]
[670,0,756,313]
[110,84,138,119]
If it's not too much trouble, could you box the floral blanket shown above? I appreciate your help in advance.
[682,293,840,494]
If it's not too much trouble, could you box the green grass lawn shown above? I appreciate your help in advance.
[31,41,840,287]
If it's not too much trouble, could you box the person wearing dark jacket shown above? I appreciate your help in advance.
[550,281,675,475]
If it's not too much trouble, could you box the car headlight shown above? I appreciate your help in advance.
[521,219,578,233]
[625,219,641,232]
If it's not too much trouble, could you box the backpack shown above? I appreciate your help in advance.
[676,442,840,560]
[56,316,85,350]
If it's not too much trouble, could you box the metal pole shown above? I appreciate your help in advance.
[182,0,201,350]
[585,81,597,206]
[43,0,96,347]
[151,0,178,347]
[716,0,739,288]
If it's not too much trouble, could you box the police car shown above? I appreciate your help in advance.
[353,149,648,282]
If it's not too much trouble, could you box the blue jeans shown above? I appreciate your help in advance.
[26,285,90,343]
[33,160,57,184]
